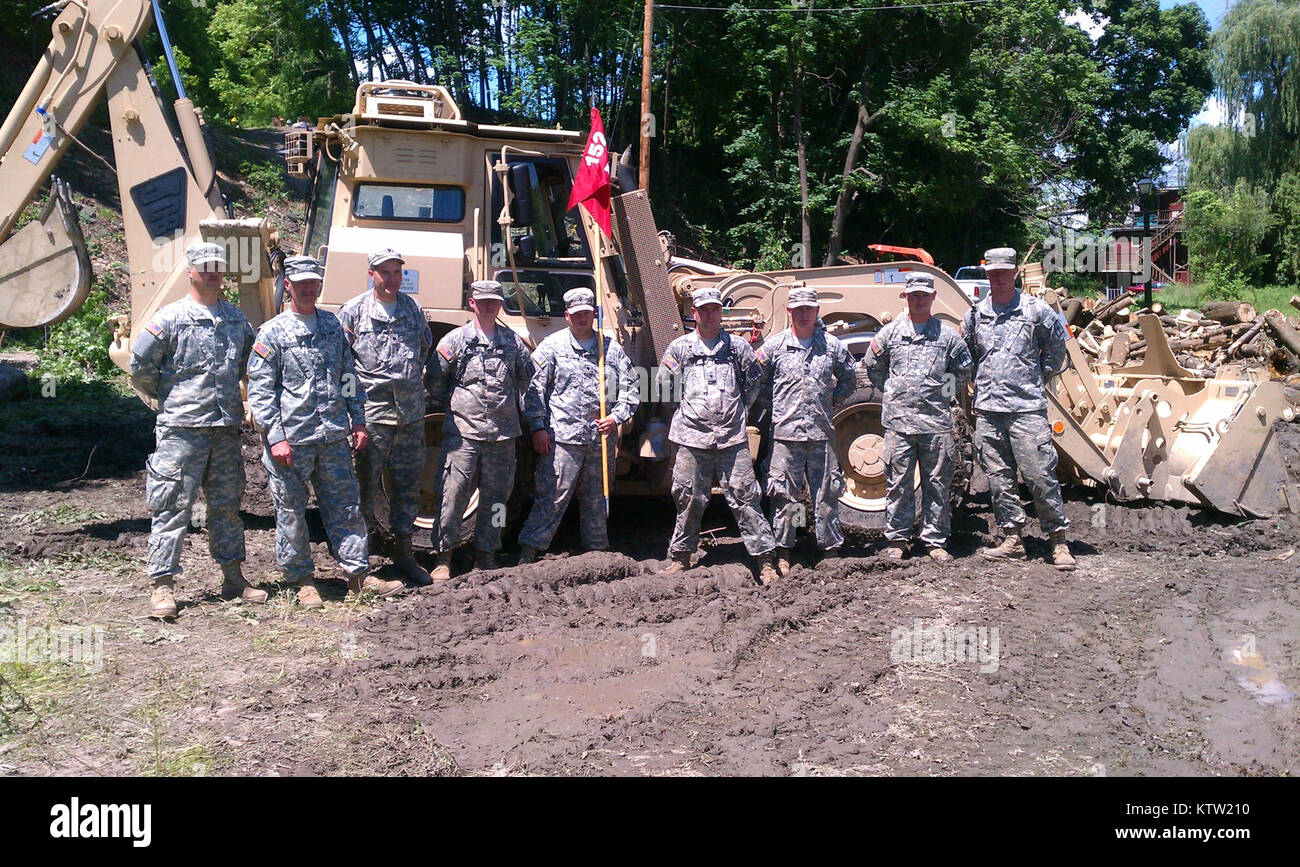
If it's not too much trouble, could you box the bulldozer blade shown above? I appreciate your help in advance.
[0,179,92,329]
[1183,380,1300,518]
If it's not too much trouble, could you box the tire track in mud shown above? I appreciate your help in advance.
[272,551,915,774]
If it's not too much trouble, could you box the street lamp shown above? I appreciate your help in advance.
[1136,177,1155,310]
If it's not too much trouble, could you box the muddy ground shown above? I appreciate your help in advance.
[1,388,1297,776]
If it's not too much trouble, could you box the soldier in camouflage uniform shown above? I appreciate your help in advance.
[131,240,264,619]
[966,247,1076,570]
[519,287,639,562]
[424,280,535,580]
[861,273,973,563]
[338,248,434,586]
[756,287,856,575]
[658,287,779,584]
[247,255,404,607]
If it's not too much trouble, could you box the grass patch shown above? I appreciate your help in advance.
[0,559,62,600]
[10,504,109,529]
[1075,283,1299,314]
[0,661,79,735]
[145,741,219,777]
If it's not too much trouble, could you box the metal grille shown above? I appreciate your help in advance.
[611,190,682,366]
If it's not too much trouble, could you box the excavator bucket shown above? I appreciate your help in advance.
[0,179,92,329]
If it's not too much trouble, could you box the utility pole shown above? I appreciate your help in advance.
[639,0,654,190]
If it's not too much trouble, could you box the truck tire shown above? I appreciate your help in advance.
[832,385,890,531]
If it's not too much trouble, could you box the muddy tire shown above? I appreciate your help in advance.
[832,385,888,531]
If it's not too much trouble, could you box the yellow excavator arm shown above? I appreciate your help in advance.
[0,0,276,372]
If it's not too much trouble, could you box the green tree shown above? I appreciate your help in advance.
[1183,182,1278,292]
[208,0,351,125]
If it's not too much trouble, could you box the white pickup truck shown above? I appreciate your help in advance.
[953,266,989,303]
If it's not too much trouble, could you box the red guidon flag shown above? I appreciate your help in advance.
[567,106,612,239]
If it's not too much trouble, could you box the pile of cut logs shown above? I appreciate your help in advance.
[1061,293,1300,378]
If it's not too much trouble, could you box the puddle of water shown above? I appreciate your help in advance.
[1229,644,1294,707]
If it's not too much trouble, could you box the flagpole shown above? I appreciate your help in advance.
[571,106,614,517]
[591,201,611,517]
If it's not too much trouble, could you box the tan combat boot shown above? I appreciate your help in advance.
[928,547,954,565]
[148,578,178,620]
[880,545,905,561]
[474,549,497,571]
[431,552,452,582]
[518,544,541,565]
[660,552,692,574]
[775,547,793,576]
[220,561,268,603]
[1049,531,1076,571]
[391,535,432,586]
[756,553,780,586]
[346,571,404,600]
[980,527,1025,561]
[296,576,324,610]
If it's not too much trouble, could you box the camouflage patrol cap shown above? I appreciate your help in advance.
[786,286,820,308]
[470,279,505,301]
[983,247,1018,271]
[367,248,404,268]
[186,240,227,268]
[284,254,324,282]
[904,272,936,293]
[563,287,595,313]
[691,286,723,308]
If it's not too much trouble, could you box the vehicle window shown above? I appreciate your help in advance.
[497,270,595,317]
[354,184,464,222]
[489,155,593,268]
[955,266,987,281]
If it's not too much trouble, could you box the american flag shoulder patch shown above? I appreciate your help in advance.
[144,321,163,338]
[869,339,882,355]
[253,341,271,358]
[343,324,356,340]
[662,354,679,371]
[438,344,455,361]
[755,347,767,363]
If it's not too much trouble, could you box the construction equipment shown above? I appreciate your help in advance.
[0,0,279,347]
[1,3,1294,523]
[1047,314,1298,517]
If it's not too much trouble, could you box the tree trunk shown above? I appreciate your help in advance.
[791,41,811,267]
[823,42,881,266]
[324,0,359,89]
[1200,301,1257,324]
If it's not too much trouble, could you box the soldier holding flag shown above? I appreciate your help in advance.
[518,288,639,561]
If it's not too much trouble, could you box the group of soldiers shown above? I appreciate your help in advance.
[131,240,1075,619]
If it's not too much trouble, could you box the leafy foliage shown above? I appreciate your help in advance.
[33,289,118,384]
[1188,0,1300,288]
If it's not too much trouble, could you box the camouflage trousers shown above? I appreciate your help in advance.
[884,429,956,547]
[669,443,776,557]
[767,438,845,550]
[261,438,369,580]
[145,425,245,579]
[519,439,614,552]
[355,420,425,538]
[432,435,515,554]
[974,410,1068,534]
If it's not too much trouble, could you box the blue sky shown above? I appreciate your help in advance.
[1168,0,1230,27]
